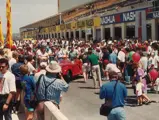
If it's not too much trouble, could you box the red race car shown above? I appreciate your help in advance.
[59,59,83,83]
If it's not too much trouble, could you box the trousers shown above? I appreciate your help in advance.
[0,105,12,120]
[107,107,126,120]
[91,65,102,87]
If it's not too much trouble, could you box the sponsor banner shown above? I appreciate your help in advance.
[44,28,49,33]
[71,21,77,30]
[56,26,60,32]
[52,26,56,32]
[101,8,153,25]
[48,27,52,33]
[94,17,101,27]
[101,11,136,25]
[40,28,45,34]
[152,11,159,18]
[60,24,65,31]
[85,19,94,28]
[77,21,85,28]
[66,23,71,29]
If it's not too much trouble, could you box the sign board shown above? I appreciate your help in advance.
[153,11,159,18]
[101,11,136,25]
[86,28,92,35]
[85,19,94,28]
[77,21,85,28]
[101,8,152,25]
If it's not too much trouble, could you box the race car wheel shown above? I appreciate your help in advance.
[64,70,72,83]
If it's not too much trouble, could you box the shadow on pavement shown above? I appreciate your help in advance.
[125,96,137,107]
[147,90,158,94]
[79,86,95,89]
[73,81,86,83]
[126,86,133,89]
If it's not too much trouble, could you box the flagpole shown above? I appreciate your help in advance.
[6,0,13,49]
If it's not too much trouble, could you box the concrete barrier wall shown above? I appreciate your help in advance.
[44,102,69,120]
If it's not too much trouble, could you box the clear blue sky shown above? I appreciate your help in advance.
[0,0,58,33]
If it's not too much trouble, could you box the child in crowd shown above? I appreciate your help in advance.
[136,79,144,105]
[20,65,36,120]
[154,72,159,94]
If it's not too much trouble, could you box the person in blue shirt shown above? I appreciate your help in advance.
[11,55,25,113]
[109,51,117,64]
[36,61,69,120]
[20,65,35,120]
[100,70,127,120]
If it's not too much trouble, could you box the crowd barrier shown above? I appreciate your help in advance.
[44,102,69,120]
[20,92,69,120]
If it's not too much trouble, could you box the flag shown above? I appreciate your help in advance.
[0,17,4,46]
[6,0,13,49]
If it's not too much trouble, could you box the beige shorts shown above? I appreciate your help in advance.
[82,63,90,72]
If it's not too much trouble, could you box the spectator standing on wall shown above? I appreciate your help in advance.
[36,61,69,120]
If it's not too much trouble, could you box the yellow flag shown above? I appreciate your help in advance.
[0,17,4,46]
[6,0,13,48]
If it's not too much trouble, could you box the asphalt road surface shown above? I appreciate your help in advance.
[60,77,159,120]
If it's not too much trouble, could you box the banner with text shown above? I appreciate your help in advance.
[101,8,152,25]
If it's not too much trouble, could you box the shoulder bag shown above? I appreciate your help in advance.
[100,80,118,116]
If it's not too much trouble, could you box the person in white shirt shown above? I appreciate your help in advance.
[36,46,49,64]
[139,53,148,73]
[104,61,121,81]
[34,62,47,82]
[9,51,18,72]
[147,53,154,70]
[154,78,159,94]
[26,55,36,75]
[136,79,144,105]
[0,58,16,120]
[152,55,159,69]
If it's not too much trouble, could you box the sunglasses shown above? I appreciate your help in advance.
[0,66,6,69]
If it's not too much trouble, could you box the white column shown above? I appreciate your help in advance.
[151,19,157,40]
[50,33,51,38]
[135,11,140,38]
[141,10,147,41]
[101,26,104,40]
[73,30,76,39]
[57,33,60,39]
[122,23,126,39]
[79,29,82,39]
[60,32,63,39]
[110,24,115,40]
[64,31,66,39]
[69,30,71,39]
[85,29,88,41]
[93,27,96,41]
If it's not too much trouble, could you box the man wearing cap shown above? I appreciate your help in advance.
[100,70,127,120]
[36,61,69,119]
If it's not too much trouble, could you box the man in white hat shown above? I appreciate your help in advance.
[36,61,69,119]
